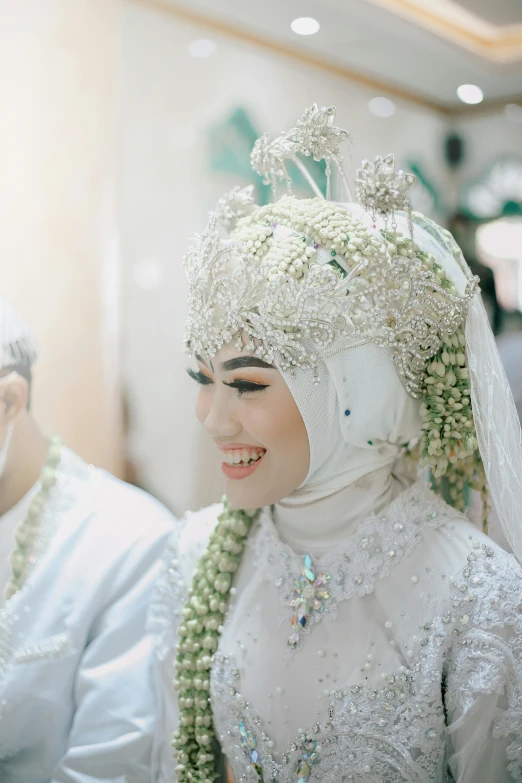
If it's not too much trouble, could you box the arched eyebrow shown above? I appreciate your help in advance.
[220,356,275,372]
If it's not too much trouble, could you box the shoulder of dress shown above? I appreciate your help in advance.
[146,503,222,660]
[414,503,514,580]
[177,502,223,565]
[374,487,521,620]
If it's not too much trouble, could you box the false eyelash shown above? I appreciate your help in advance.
[187,368,213,385]
[223,381,269,398]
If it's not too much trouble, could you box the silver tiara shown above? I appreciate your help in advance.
[183,106,476,396]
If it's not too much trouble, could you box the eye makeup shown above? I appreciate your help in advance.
[187,369,269,397]
[187,368,213,385]
[223,380,269,397]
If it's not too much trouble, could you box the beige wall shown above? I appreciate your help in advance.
[0,0,123,474]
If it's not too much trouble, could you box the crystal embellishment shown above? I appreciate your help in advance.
[355,154,415,218]
[295,738,321,782]
[288,554,331,649]
[292,104,351,164]
[239,720,263,775]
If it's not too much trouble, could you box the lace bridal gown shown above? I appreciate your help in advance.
[151,481,522,783]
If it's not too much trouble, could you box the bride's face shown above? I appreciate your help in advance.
[189,342,310,509]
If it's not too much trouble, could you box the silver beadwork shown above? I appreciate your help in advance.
[216,185,258,232]
[250,105,352,200]
[183,195,476,398]
[355,154,416,218]
[251,132,293,192]
[292,104,351,165]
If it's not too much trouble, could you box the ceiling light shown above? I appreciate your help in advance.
[505,103,522,123]
[368,97,396,118]
[188,39,216,58]
[291,17,320,36]
[456,84,483,105]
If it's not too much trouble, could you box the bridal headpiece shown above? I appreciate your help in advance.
[184,106,476,399]
[183,104,522,550]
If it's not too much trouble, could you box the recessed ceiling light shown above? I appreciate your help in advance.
[291,17,320,36]
[188,39,216,58]
[368,97,396,118]
[456,84,483,105]
[505,103,522,123]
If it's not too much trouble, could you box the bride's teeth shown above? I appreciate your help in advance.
[222,449,265,466]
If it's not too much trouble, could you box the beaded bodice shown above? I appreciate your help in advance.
[203,484,522,783]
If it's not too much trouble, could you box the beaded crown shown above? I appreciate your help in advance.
[183,105,477,399]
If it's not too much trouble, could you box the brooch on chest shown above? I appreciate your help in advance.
[288,554,331,650]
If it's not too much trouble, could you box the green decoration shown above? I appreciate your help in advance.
[407,160,442,216]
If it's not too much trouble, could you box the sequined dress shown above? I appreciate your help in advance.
[153,482,522,782]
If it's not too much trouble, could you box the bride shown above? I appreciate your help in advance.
[151,106,522,782]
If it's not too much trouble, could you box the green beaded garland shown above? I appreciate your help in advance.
[172,501,258,782]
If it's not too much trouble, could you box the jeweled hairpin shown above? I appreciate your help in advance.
[251,104,354,201]
[355,153,416,233]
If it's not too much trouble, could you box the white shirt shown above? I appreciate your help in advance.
[0,483,38,609]
[155,481,522,782]
[0,446,175,782]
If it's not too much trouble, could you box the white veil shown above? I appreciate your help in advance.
[404,213,522,564]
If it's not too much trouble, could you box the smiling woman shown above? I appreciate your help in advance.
[187,345,309,509]
[150,106,522,783]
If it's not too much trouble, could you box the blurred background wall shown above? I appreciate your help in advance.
[0,0,123,474]
[1,0,521,514]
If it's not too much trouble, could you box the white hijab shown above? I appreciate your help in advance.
[268,206,423,551]
[274,343,421,552]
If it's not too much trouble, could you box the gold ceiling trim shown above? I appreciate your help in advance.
[366,0,522,63]
[129,0,522,116]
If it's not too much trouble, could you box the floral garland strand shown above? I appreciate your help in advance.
[172,501,258,783]
[378,230,486,516]
[5,434,62,601]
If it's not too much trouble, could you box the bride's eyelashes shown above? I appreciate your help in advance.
[223,380,270,398]
[187,369,269,398]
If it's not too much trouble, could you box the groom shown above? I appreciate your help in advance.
[0,296,175,782]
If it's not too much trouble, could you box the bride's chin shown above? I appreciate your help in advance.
[224,475,279,511]
[225,482,264,510]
